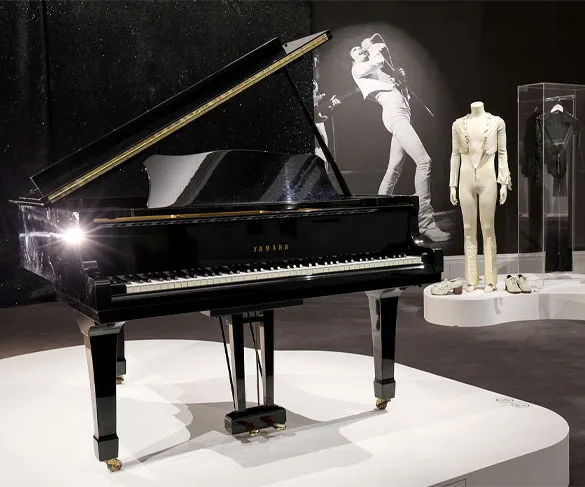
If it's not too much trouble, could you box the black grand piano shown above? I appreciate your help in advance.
[14,31,443,471]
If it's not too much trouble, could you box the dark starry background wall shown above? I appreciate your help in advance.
[0,0,312,307]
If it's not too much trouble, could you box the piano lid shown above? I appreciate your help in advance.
[31,31,331,205]
[144,149,341,209]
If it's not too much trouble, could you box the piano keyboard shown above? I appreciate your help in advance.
[112,254,423,295]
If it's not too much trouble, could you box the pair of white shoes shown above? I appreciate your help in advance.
[505,274,531,294]
[430,278,494,295]
[430,277,464,295]
[431,275,533,296]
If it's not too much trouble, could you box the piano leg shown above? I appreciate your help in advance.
[257,312,286,431]
[366,289,403,410]
[258,310,274,406]
[116,324,126,385]
[223,310,286,435]
[75,313,123,471]
[227,314,247,412]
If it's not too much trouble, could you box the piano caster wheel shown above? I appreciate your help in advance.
[105,458,122,472]
[272,422,287,431]
[376,399,389,410]
[116,376,124,385]
[248,428,260,437]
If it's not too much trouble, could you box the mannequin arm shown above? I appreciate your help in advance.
[496,118,512,190]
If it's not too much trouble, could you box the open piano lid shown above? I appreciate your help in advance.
[31,31,332,205]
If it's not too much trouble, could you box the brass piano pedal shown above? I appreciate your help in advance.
[244,422,260,437]
[271,422,287,431]
[105,458,122,472]
[116,376,124,385]
[375,398,389,410]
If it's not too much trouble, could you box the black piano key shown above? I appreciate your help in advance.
[217,266,236,274]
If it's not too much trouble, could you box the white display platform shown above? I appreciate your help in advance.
[424,272,585,327]
[0,340,568,487]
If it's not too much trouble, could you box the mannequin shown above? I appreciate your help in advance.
[450,102,511,292]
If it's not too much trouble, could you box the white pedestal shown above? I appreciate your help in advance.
[0,340,568,486]
[425,273,585,327]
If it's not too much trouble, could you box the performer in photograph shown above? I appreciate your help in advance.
[350,36,449,242]
[313,79,340,167]
[313,54,341,169]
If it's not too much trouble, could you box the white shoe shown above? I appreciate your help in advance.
[517,274,531,293]
[484,283,496,293]
[505,275,521,294]
[431,278,464,295]
[421,226,450,242]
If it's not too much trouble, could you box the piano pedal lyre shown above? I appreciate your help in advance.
[262,415,287,431]
[105,458,122,472]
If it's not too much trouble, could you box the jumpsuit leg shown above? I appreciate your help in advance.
[478,172,498,287]
[459,171,479,286]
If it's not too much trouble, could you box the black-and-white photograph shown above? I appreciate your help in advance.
[314,21,476,252]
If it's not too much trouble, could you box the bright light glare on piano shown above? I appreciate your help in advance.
[62,227,85,244]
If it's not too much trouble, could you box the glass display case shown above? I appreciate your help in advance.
[517,82,585,286]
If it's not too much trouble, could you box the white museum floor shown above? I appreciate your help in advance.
[424,272,585,327]
[0,340,569,487]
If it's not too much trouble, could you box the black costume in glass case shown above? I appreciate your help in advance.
[522,104,583,271]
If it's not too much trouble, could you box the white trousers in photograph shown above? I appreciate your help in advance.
[458,162,498,287]
[376,89,435,232]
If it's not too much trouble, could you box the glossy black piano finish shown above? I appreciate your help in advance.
[32,32,332,204]
[13,30,443,472]
[17,150,441,323]
[17,190,440,323]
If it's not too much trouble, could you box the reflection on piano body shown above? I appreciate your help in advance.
[14,31,442,472]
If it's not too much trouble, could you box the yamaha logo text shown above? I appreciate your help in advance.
[253,243,289,253]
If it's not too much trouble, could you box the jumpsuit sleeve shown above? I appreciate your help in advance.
[496,117,512,190]
[449,121,461,188]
